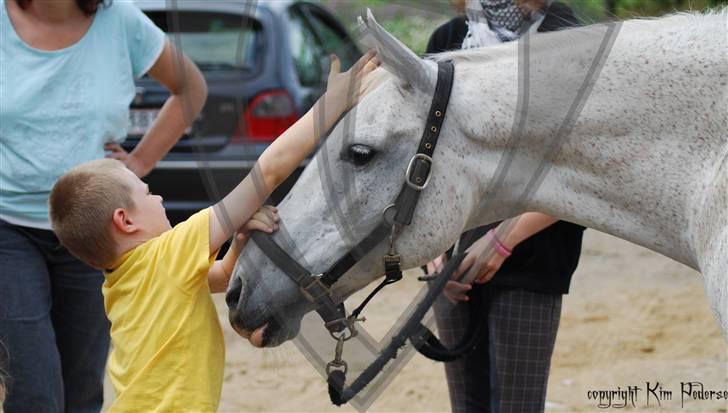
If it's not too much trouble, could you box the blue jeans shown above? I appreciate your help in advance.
[0,219,110,413]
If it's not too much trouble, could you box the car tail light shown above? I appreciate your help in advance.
[233,90,298,142]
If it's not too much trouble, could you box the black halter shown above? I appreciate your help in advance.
[251,60,477,405]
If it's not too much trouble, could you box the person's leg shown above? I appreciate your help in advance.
[47,236,110,413]
[431,226,495,413]
[0,221,64,413]
[487,288,562,413]
[433,286,492,413]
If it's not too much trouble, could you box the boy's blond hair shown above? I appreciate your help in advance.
[49,159,135,269]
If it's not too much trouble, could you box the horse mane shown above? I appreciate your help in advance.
[427,8,727,65]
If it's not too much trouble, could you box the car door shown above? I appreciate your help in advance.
[286,3,362,113]
[300,3,361,72]
[287,4,328,114]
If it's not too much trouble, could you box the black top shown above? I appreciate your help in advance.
[457,222,584,294]
[426,16,469,53]
[426,2,583,295]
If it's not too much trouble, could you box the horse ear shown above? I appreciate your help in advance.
[356,9,436,93]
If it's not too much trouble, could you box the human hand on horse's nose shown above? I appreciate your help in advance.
[238,205,279,239]
[227,206,279,259]
[233,205,279,247]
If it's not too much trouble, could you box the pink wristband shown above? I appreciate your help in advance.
[487,229,512,258]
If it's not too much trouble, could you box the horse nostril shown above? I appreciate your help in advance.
[228,309,251,338]
[225,276,243,309]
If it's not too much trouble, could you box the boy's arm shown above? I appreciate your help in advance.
[208,261,232,294]
[208,52,379,254]
[207,240,242,294]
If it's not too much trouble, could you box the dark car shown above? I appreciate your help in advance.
[126,0,361,224]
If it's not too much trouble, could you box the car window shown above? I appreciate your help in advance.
[304,7,359,71]
[146,11,263,72]
[288,7,325,87]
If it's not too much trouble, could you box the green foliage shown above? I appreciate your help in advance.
[561,0,608,23]
[564,0,727,21]
[372,14,450,55]
[320,1,450,55]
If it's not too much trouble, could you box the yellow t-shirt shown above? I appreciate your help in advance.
[103,208,224,412]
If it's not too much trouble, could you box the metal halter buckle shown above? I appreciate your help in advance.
[405,153,433,191]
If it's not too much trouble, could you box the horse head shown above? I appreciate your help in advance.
[225,10,500,347]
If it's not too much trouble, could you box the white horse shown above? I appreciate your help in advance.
[226,9,728,347]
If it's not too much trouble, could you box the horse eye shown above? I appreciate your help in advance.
[346,144,376,166]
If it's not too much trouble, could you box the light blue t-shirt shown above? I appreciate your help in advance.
[0,0,165,228]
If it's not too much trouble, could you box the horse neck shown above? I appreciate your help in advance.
[451,14,727,270]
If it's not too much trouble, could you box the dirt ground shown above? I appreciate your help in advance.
[104,230,728,412]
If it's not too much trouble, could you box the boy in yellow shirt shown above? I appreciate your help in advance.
[48,52,378,412]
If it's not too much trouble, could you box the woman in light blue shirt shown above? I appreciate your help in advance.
[0,0,207,411]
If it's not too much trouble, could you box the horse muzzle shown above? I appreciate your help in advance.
[226,274,306,347]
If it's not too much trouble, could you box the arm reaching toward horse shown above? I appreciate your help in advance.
[208,51,380,255]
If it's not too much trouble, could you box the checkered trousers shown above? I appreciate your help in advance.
[433,286,562,413]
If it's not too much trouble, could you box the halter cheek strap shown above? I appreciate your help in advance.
[394,61,455,226]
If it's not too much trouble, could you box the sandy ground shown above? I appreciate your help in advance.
[104,230,727,412]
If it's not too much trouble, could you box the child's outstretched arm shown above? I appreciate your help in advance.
[208,51,379,254]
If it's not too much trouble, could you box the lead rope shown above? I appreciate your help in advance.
[326,253,468,406]
[350,222,404,320]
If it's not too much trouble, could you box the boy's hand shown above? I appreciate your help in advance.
[218,206,279,287]
[323,50,380,119]
[233,205,279,248]
[211,206,278,293]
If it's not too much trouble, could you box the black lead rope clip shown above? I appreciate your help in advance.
[383,253,403,283]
